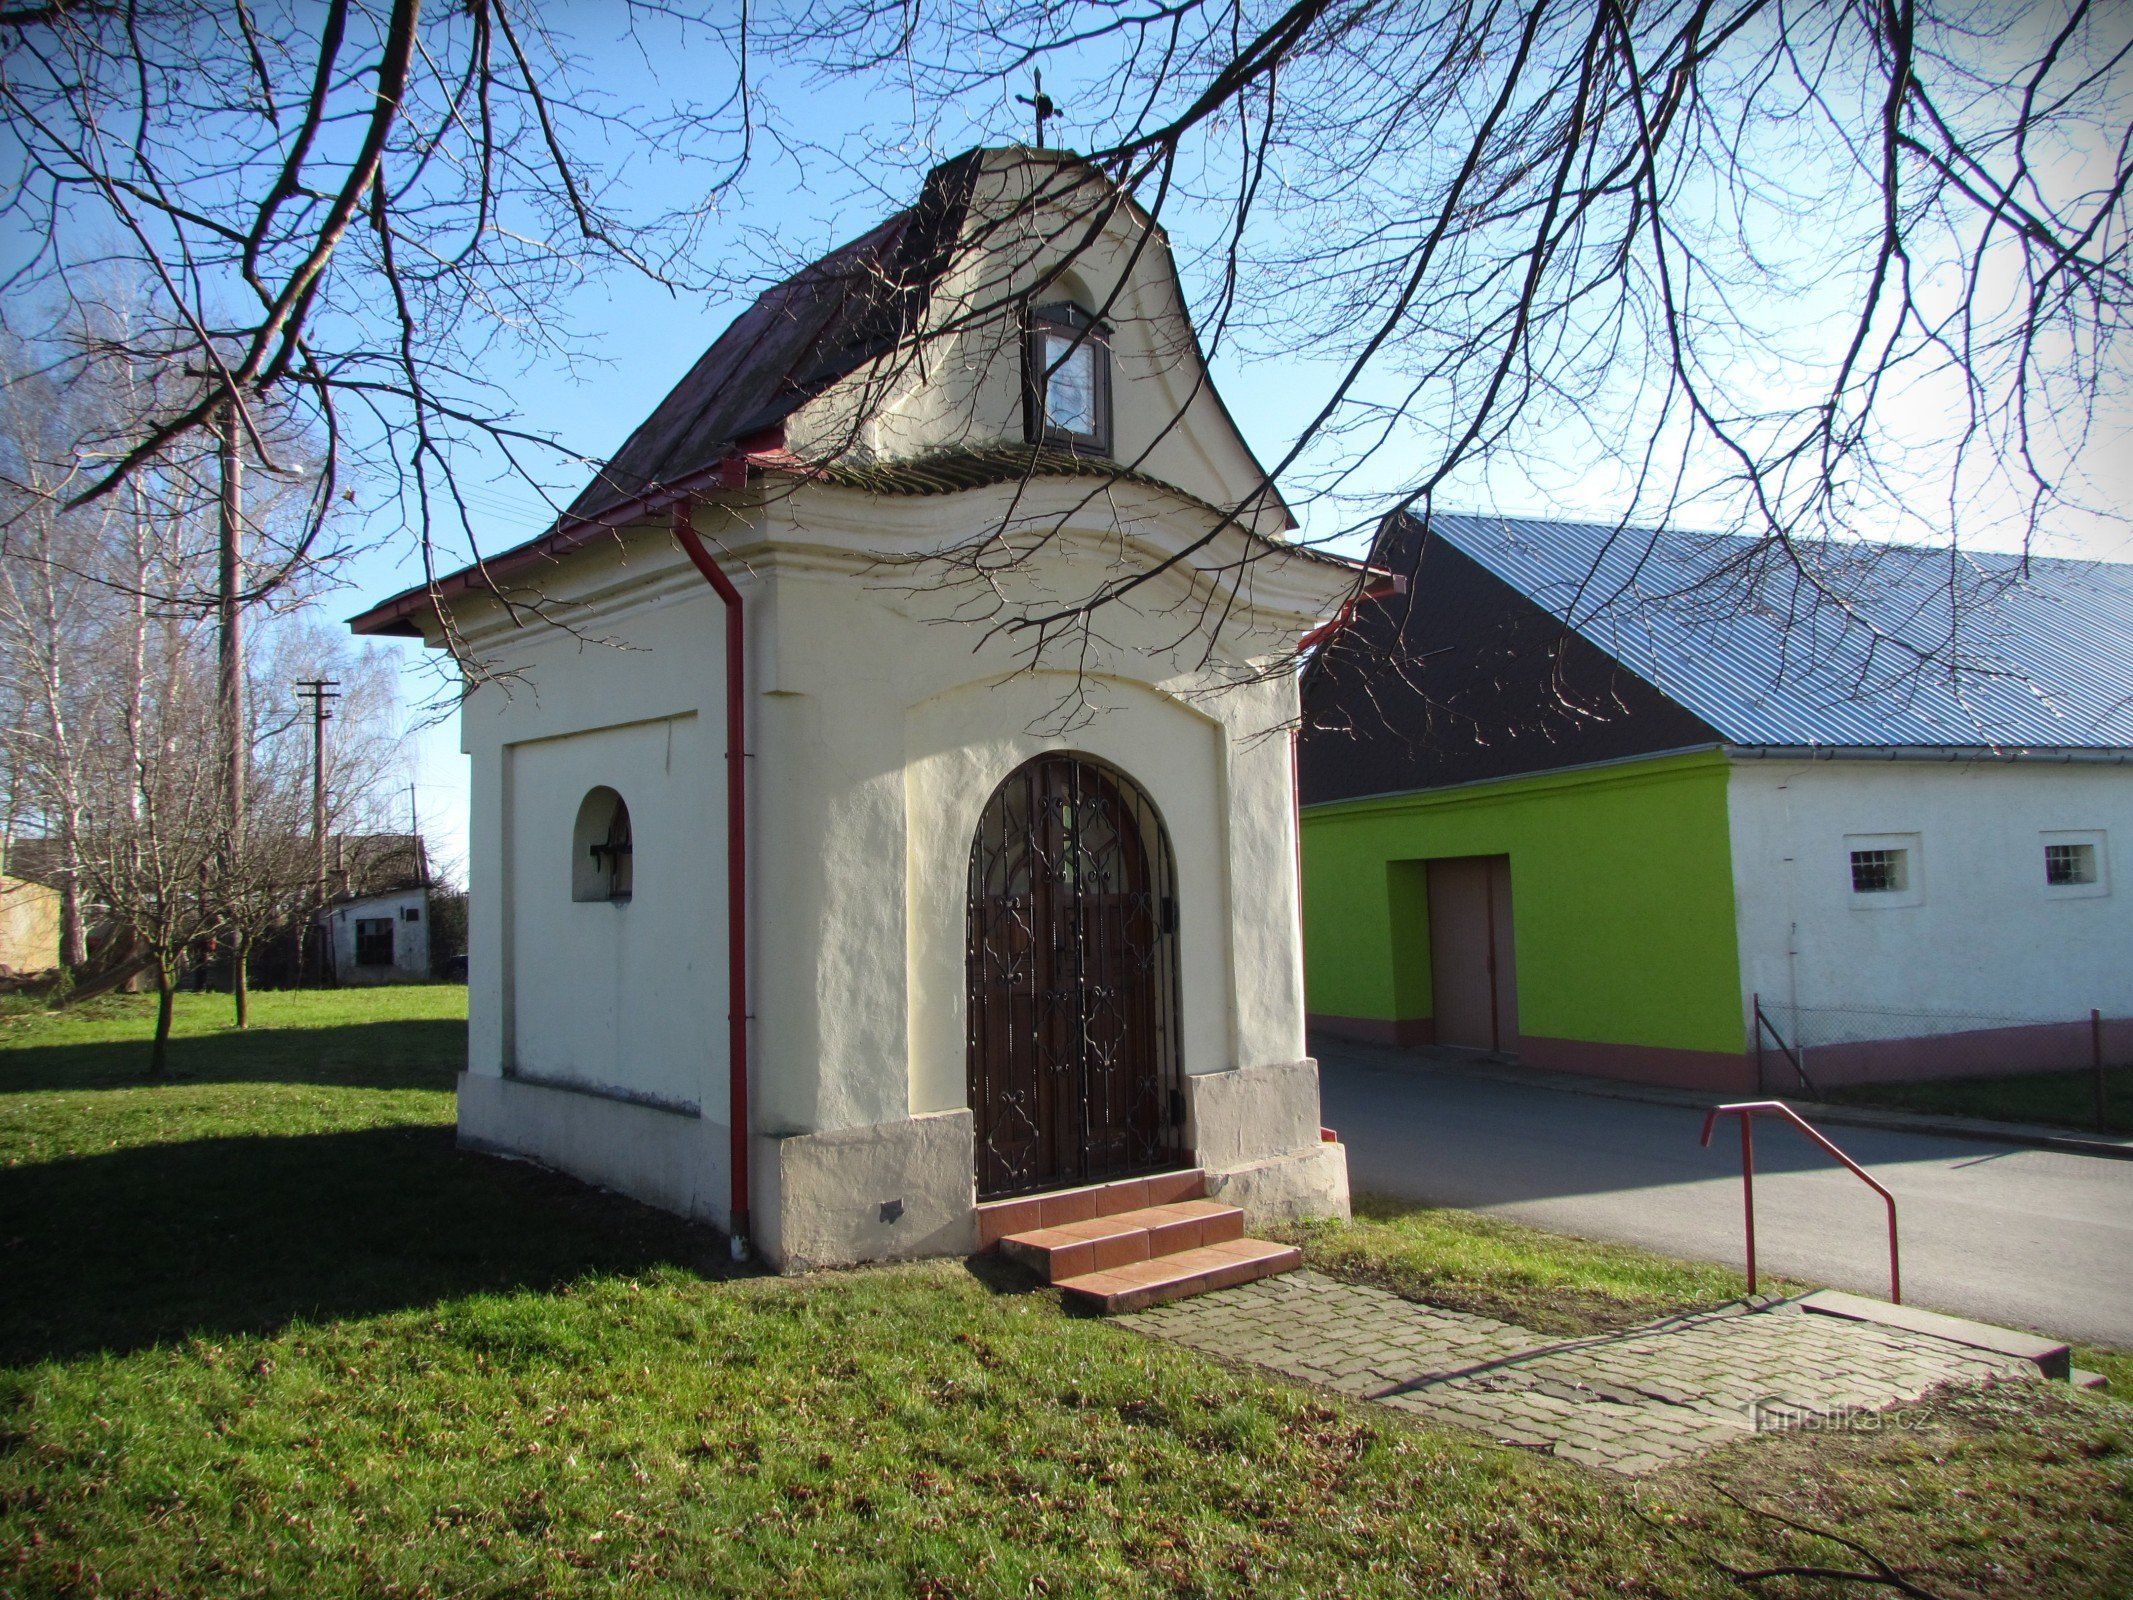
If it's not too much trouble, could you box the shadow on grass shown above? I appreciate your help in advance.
[954,1247,1131,1322]
[0,1018,466,1094]
[960,1251,1044,1297]
[0,1123,742,1366]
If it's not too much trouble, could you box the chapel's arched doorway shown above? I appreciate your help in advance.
[966,753,1182,1199]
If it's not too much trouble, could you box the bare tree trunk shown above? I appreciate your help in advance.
[124,486,148,825]
[56,812,87,970]
[231,928,248,1028]
[32,554,88,973]
[149,958,175,1078]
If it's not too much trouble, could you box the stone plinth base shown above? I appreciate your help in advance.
[756,1109,978,1272]
[457,1070,728,1224]
[1185,1058,1351,1224]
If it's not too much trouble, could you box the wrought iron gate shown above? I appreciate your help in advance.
[966,753,1182,1199]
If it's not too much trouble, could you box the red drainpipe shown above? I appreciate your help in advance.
[669,499,752,1257]
[1289,725,1304,924]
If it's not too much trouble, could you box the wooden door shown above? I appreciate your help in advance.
[1426,855,1518,1053]
[967,755,1180,1198]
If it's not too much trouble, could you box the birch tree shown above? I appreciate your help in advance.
[0,356,104,969]
[1,331,405,1053]
[71,611,224,1075]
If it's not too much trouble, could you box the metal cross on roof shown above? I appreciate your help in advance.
[1016,69,1059,150]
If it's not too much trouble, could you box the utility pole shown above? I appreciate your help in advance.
[294,678,338,985]
[215,399,251,1025]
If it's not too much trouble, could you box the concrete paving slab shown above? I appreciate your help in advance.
[1123,1271,2035,1475]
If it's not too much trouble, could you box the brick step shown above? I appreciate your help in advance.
[998,1200,1244,1282]
[1055,1238,1303,1314]
[976,1169,1206,1248]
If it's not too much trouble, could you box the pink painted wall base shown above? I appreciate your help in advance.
[1308,1012,2131,1097]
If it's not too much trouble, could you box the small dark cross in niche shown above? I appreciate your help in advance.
[1017,69,1059,149]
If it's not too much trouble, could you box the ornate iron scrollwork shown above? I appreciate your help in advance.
[966,753,1183,1199]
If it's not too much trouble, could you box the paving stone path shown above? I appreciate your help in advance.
[1120,1271,2034,1474]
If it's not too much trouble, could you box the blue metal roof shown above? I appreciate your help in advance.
[1419,513,2133,749]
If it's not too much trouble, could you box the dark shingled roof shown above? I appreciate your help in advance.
[804,444,1175,499]
[563,153,983,523]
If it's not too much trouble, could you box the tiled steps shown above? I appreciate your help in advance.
[1048,1237,1303,1313]
[978,1169,1301,1313]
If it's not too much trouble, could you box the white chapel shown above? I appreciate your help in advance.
[353,148,1358,1281]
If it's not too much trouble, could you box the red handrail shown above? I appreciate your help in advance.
[1699,1100,1901,1304]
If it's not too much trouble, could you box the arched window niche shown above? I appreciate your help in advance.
[572,786,634,903]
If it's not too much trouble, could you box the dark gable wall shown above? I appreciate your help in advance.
[1299,522,1721,806]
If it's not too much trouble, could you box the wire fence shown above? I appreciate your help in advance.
[1785,1000,2089,1050]
[1751,994,2125,1101]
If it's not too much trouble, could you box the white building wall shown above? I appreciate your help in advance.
[788,151,1293,544]
[1728,757,2133,1048]
[901,672,1239,1116]
[505,713,711,1110]
[749,492,1315,1146]
[454,549,737,1220]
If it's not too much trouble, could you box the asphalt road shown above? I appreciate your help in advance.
[1316,1039,2133,1350]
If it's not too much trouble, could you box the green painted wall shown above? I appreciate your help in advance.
[1302,750,1745,1052]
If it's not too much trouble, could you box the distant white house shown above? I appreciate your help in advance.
[313,835,433,986]
[320,888,430,985]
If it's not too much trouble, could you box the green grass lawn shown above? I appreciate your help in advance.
[1826,1066,2133,1137]
[4,989,2130,1597]
[1268,1197,1797,1338]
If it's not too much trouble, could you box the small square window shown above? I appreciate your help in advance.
[1849,848,1909,894]
[2045,842,2096,886]
[1844,832,1921,907]
[2041,830,2107,898]
[402,906,422,923]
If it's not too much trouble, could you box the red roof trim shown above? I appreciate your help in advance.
[347,430,782,637]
